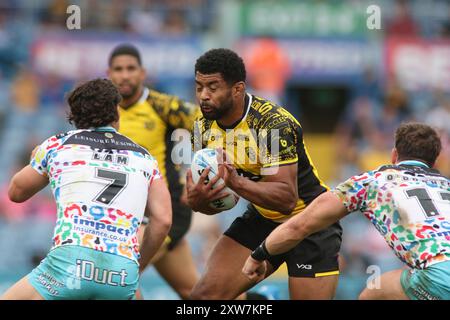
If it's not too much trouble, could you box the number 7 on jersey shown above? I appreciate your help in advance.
[93,168,129,205]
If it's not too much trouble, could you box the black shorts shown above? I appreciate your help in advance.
[167,200,192,250]
[224,204,342,277]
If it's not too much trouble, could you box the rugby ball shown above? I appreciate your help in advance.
[191,148,239,211]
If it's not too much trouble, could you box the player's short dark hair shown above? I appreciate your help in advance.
[395,122,442,167]
[67,79,121,129]
[195,48,246,85]
[109,44,142,66]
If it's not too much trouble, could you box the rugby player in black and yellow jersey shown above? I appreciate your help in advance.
[107,44,200,299]
[186,49,343,299]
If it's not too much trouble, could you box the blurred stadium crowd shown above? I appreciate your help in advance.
[0,0,449,299]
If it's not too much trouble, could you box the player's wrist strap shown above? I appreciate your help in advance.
[251,240,272,261]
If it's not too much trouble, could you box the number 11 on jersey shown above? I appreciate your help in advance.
[403,187,450,220]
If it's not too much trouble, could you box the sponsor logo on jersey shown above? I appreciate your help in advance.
[73,215,131,236]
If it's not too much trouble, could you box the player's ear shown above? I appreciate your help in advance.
[391,148,398,164]
[232,81,245,98]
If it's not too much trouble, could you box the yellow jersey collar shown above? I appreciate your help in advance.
[137,87,150,104]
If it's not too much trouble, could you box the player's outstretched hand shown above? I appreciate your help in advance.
[242,256,267,283]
